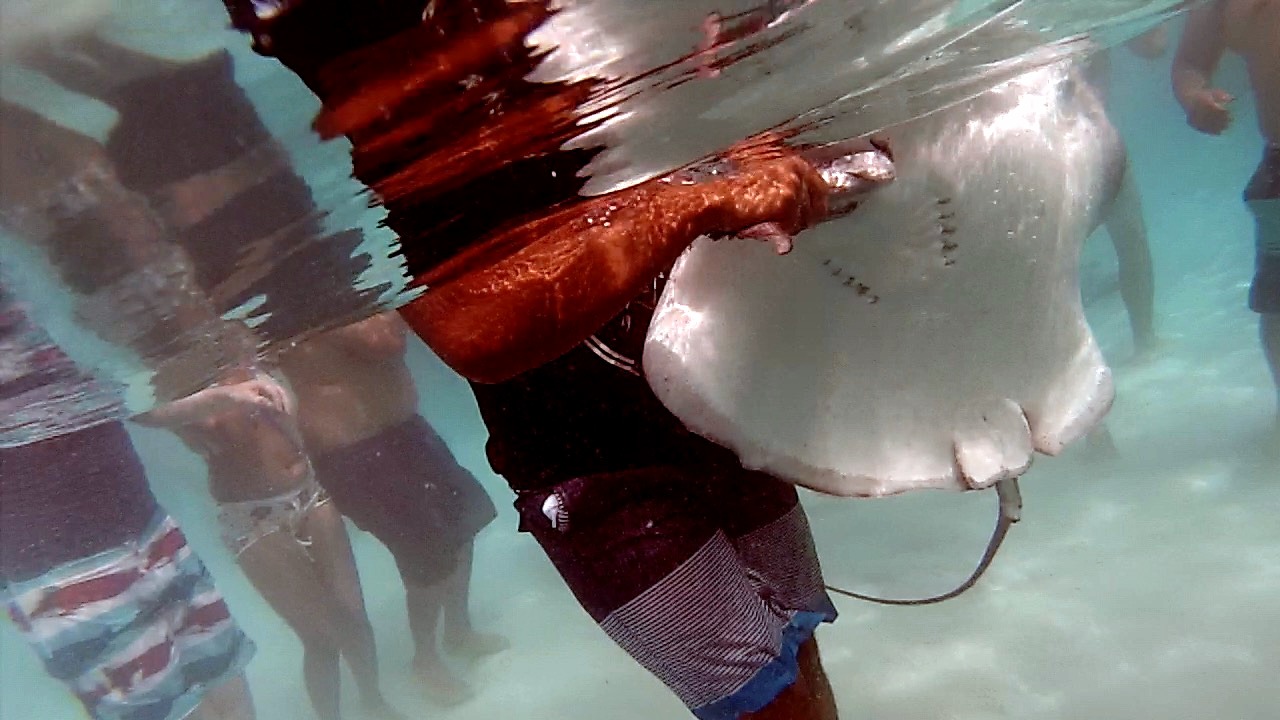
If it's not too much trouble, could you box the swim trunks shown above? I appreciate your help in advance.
[516,464,837,720]
[311,415,497,586]
[1246,143,1280,314]
[217,474,330,557]
[1,422,158,580]
[477,269,837,717]
[1,511,255,720]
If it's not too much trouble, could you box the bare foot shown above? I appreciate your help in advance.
[446,631,511,664]
[1128,335,1167,365]
[415,659,475,707]
[361,699,409,720]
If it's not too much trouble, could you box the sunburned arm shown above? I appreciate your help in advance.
[399,150,828,383]
[133,386,226,428]
[1172,2,1228,108]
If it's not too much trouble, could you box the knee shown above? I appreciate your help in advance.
[396,554,451,589]
[342,612,377,641]
[1260,314,1280,338]
[299,636,342,664]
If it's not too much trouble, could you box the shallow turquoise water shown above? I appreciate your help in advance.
[2,9,1278,720]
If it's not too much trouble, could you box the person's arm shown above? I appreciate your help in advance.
[221,4,828,382]
[1172,1,1235,135]
[134,375,293,427]
[399,149,828,383]
[316,312,409,360]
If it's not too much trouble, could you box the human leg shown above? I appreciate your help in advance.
[300,500,403,718]
[402,572,474,706]
[1245,148,1280,418]
[1105,161,1157,354]
[716,470,840,720]
[390,540,474,705]
[2,513,256,720]
[189,673,256,720]
[742,638,836,720]
[798,636,837,718]
[236,530,347,720]
[1262,313,1280,417]
[311,416,498,706]
[439,542,510,661]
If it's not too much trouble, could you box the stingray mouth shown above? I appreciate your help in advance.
[806,136,896,219]
[671,135,896,213]
[705,135,896,256]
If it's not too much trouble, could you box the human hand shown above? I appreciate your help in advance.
[718,145,829,243]
[1184,87,1234,135]
[209,376,294,417]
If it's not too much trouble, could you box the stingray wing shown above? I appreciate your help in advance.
[644,64,1120,497]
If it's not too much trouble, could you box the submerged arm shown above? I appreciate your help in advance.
[1172,2,1229,110]
[132,385,229,428]
[135,375,293,427]
[399,151,828,383]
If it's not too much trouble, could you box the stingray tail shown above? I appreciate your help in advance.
[823,477,1022,606]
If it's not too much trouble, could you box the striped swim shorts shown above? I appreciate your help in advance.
[2,511,255,720]
[516,464,837,720]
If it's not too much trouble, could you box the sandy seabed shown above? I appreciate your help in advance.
[3,42,1277,720]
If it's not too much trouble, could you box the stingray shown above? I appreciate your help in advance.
[643,61,1123,601]
[0,0,1173,444]
[646,61,1121,499]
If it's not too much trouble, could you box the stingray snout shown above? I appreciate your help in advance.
[809,140,896,219]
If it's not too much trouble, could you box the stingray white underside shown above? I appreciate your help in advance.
[644,64,1120,497]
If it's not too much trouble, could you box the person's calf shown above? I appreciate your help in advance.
[440,545,510,663]
[798,637,837,718]
[1261,314,1280,406]
[743,672,833,720]
[190,673,257,720]
[743,638,839,720]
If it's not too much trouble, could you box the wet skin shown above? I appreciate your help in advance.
[240,1,841,382]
